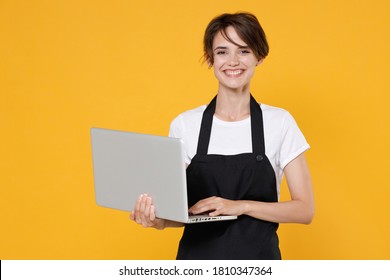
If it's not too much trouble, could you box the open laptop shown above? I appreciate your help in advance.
[90,127,237,224]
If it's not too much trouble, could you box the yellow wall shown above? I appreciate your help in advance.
[1,0,389,259]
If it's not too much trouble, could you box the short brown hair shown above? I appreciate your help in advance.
[203,12,269,65]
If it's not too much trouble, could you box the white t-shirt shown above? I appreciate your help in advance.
[169,103,310,198]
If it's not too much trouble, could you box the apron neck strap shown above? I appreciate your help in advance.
[249,95,266,155]
[196,95,217,155]
[196,94,265,155]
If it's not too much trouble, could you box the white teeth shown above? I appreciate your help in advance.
[225,70,243,76]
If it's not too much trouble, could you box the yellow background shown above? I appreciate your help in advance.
[1,0,389,259]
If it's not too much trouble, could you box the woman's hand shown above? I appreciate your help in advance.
[130,194,166,230]
[189,153,314,224]
[189,196,247,217]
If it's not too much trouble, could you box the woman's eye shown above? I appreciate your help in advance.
[240,49,251,54]
[216,51,226,55]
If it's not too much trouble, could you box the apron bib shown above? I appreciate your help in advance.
[176,95,281,260]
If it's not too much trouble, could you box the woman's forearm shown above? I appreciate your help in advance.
[242,199,314,224]
[162,220,184,229]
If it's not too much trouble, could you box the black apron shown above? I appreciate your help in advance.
[176,95,281,260]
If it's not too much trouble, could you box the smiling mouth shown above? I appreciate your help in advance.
[224,69,244,77]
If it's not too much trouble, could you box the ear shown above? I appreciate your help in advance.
[256,58,264,66]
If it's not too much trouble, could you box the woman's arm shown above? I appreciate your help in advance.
[189,153,315,224]
[130,194,184,230]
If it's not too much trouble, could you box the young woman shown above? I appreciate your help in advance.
[131,12,314,260]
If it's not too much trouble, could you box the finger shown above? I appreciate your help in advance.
[190,197,221,214]
[189,197,210,211]
[142,195,155,227]
[190,202,216,214]
[139,194,149,224]
[189,202,209,214]
[150,205,156,221]
[146,197,156,221]
[209,208,221,217]
[135,194,144,224]
[144,196,152,221]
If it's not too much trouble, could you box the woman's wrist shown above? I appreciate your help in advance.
[240,200,252,216]
[152,218,166,230]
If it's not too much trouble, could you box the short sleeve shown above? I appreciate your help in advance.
[278,112,310,170]
[169,114,192,165]
[168,115,183,138]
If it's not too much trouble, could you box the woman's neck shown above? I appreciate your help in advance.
[215,89,251,122]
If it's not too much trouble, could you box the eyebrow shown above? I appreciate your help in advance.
[213,46,228,51]
[213,45,250,51]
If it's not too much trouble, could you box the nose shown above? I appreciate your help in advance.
[228,53,240,67]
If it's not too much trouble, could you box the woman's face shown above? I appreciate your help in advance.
[211,26,261,93]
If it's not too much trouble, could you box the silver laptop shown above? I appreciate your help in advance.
[90,127,237,224]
